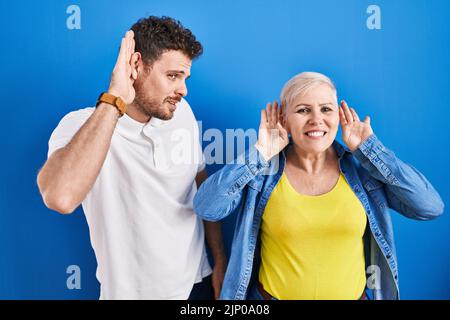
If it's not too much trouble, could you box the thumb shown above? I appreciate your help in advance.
[277,123,288,140]
[277,122,287,132]
[364,116,371,125]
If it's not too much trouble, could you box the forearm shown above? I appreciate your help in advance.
[203,221,227,265]
[355,135,433,189]
[37,103,120,213]
[353,134,444,217]
[194,145,269,221]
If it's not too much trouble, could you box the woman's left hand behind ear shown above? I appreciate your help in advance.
[339,100,374,152]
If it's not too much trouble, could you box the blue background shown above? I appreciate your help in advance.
[0,0,449,299]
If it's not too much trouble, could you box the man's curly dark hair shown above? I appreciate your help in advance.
[131,16,203,66]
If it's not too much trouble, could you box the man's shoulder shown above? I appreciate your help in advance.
[47,107,96,158]
[50,107,95,137]
[53,107,96,130]
[177,98,194,116]
[59,107,95,122]
[174,98,199,125]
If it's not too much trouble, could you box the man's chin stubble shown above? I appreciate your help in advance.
[132,98,167,121]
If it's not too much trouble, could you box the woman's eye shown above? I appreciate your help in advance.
[322,106,332,112]
[297,108,309,113]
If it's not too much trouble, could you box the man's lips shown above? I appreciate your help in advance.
[166,98,180,111]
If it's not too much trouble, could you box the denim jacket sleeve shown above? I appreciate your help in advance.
[352,134,444,220]
[193,145,270,221]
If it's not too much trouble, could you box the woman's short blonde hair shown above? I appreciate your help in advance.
[280,72,336,113]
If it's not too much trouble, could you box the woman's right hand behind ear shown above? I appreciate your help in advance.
[255,101,289,161]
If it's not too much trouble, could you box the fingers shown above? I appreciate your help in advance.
[265,102,272,126]
[128,32,135,63]
[350,107,360,122]
[341,100,354,124]
[339,105,347,126]
[260,109,268,128]
[125,31,132,63]
[342,99,370,124]
[277,102,283,120]
[272,100,278,126]
[266,102,273,127]
[261,101,282,130]
[117,36,128,65]
[116,30,135,66]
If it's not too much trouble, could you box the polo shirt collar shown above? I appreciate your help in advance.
[117,113,169,136]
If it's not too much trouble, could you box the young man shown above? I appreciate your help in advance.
[37,16,226,300]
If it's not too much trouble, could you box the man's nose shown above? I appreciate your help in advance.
[175,81,188,97]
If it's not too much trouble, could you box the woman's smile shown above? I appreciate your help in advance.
[304,130,327,138]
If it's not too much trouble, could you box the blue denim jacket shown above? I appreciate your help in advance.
[194,135,444,300]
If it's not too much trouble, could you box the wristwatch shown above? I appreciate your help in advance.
[96,92,126,116]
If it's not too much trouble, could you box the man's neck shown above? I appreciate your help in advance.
[126,103,151,123]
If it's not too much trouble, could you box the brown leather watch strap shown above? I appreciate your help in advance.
[97,92,126,116]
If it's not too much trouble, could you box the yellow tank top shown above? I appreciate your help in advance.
[258,172,367,300]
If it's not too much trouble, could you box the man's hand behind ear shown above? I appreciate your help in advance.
[108,30,138,104]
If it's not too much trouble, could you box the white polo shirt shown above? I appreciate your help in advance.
[48,98,211,299]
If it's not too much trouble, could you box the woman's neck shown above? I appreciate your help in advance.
[286,145,337,175]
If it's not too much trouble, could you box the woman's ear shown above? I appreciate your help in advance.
[130,52,142,80]
[280,108,289,133]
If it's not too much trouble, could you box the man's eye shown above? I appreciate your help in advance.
[168,74,177,80]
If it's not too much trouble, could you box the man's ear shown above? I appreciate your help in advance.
[130,52,142,80]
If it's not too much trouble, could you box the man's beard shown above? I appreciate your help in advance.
[133,82,181,121]
[133,93,172,121]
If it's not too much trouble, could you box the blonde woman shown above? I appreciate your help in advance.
[193,72,444,300]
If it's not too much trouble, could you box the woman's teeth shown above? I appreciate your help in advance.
[306,131,326,137]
